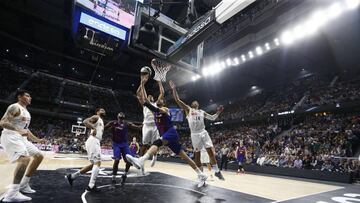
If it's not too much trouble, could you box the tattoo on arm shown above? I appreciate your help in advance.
[83,115,98,129]
[0,105,21,131]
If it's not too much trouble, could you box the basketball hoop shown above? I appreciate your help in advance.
[151,58,171,82]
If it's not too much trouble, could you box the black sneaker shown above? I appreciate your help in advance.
[86,185,100,193]
[65,174,74,186]
[215,171,225,180]
[121,174,127,186]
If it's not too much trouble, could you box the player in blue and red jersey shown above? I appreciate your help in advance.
[126,75,208,188]
[105,112,141,186]
[235,140,248,174]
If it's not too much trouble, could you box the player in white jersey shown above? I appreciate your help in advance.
[0,90,45,202]
[136,66,164,167]
[169,81,225,180]
[65,108,105,192]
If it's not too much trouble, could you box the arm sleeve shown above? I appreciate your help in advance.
[144,101,160,113]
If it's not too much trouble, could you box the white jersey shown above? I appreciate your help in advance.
[187,108,206,134]
[143,102,156,125]
[90,117,104,140]
[1,103,31,136]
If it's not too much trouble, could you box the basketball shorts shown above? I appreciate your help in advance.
[112,142,131,162]
[190,130,214,152]
[161,127,182,155]
[142,123,160,145]
[237,156,245,165]
[0,131,41,163]
[200,149,210,164]
[85,136,101,164]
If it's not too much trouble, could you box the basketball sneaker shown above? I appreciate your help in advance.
[3,192,32,202]
[197,174,208,188]
[86,185,100,193]
[126,154,144,172]
[214,171,225,180]
[20,184,36,194]
[150,154,157,167]
[65,174,74,186]
[121,174,127,186]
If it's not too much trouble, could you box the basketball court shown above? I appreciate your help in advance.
[0,152,358,203]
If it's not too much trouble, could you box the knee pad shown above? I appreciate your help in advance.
[152,139,163,147]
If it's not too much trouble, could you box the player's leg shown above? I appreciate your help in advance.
[194,151,202,170]
[120,145,133,185]
[20,140,44,193]
[190,133,203,170]
[1,134,32,202]
[150,127,160,167]
[112,142,121,185]
[177,149,207,188]
[203,131,224,180]
[126,139,162,171]
[141,124,150,156]
[86,138,102,192]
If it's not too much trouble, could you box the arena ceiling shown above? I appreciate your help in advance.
[0,0,359,105]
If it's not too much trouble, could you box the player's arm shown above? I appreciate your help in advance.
[139,75,150,105]
[26,130,44,143]
[204,105,224,121]
[0,105,28,136]
[156,80,165,103]
[136,143,140,153]
[105,121,116,130]
[127,121,142,130]
[169,80,190,114]
[143,101,168,114]
[83,115,99,130]
[235,147,239,159]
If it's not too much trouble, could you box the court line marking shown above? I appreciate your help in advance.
[81,182,207,203]
[270,187,345,203]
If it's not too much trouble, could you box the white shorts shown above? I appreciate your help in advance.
[200,149,210,164]
[191,130,214,152]
[0,132,41,163]
[142,123,160,145]
[85,136,101,164]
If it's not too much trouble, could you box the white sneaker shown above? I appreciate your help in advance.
[126,154,144,172]
[20,184,36,194]
[150,155,157,167]
[197,174,208,188]
[3,192,32,202]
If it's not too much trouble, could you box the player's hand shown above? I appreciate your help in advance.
[37,139,46,144]
[217,105,224,113]
[169,80,176,90]
[140,74,149,84]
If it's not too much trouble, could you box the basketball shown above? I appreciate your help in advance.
[140,66,152,75]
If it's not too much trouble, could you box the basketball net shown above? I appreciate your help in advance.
[151,58,171,82]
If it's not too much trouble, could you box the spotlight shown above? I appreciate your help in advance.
[281,30,294,45]
[58,63,61,67]
[221,61,226,68]
[233,57,239,65]
[303,19,319,36]
[293,24,306,39]
[255,46,263,55]
[202,67,209,76]
[226,58,232,66]
[345,0,360,10]
[191,74,201,81]
[265,43,270,50]
[25,54,28,58]
[248,51,254,59]
[274,38,280,46]
[6,49,9,52]
[310,10,328,28]
[241,54,246,62]
[327,2,343,19]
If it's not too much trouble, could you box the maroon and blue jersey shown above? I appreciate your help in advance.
[237,146,246,157]
[112,121,128,143]
[154,112,173,136]
[130,142,138,155]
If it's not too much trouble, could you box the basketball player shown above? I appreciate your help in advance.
[129,137,140,157]
[236,140,247,174]
[126,76,208,187]
[65,108,105,192]
[104,112,142,186]
[0,90,45,202]
[136,65,164,167]
[169,81,225,181]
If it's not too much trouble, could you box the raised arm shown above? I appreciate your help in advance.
[156,81,165,103]
[169,81,190,115]
[0,104,28,136]
[104,121,116,130]
[204,105,224,121]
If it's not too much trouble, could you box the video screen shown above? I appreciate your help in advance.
[76,0,136,29]
[169,108,184,122]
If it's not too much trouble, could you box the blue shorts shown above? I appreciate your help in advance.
[112,142,131,162]
[237,156,245,164]
[161,127,182,155]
